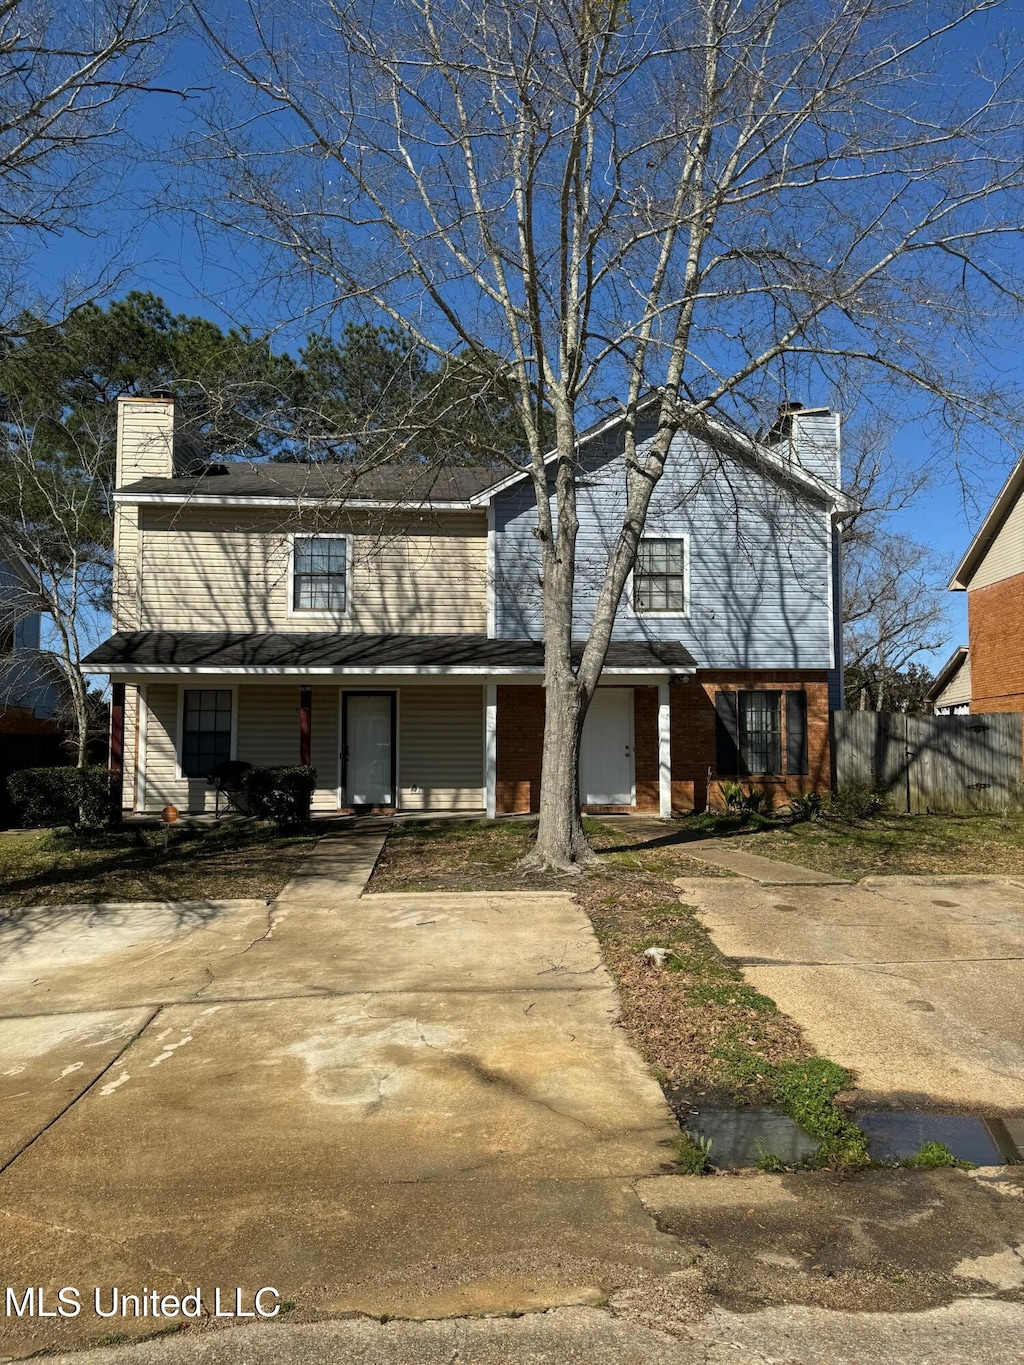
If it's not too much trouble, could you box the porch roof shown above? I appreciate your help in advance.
[83,631,697,677]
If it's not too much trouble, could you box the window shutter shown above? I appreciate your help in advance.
[786,690,809,776]
[715,692,740,775]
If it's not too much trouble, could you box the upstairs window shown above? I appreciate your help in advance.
[181,689,232,778]
[292,535,348,613]
[634,537,686,613]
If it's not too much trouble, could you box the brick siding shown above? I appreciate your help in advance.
[495,672,831,816]
[968,573,1024,712]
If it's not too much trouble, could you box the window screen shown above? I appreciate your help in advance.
[181,689,232,778]
[634,538,686,613]
[293,536,348,611]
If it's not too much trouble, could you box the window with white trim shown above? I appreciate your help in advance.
[292,535,348,612]
[181,689,232,778]
[634,537,686,613]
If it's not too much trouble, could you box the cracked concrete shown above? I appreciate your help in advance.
[678,874,1024,1108]
[0,887,684,1358]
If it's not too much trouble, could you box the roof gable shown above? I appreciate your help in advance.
[949,454,1024,590]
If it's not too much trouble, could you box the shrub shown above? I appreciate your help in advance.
[241,765,317,828]
[717,780,774,817]
[825,782,887,823]
[6,766,111,830]
[787,791,822,822]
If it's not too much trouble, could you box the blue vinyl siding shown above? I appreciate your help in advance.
[492,429,836,671]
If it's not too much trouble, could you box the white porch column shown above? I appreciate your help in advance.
[485,683,497,819]
[658,683,672,818]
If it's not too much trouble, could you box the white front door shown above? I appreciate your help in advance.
[580,688,634,805]
[344,693,394,805]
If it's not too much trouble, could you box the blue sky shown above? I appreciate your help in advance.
[23,14,1024,667]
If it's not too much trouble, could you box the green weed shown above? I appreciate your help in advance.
[675,1133,715,1174]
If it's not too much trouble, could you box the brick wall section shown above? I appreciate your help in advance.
[672,671,831,813]
[495,685,545,813]
[496,673,830,816]
[495,684,661,814]
[968,573,1024,713]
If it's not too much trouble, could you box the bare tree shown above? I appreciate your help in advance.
[0,0,177,329]
[0,409,109,764]
[192,0,1024,870]
[840,419,950,709]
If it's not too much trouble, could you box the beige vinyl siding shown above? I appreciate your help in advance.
[123,686,139,811]
[112,505,140,630]
[310,685,340,810]
[934,654,972,709]
[116,399,174,484]
[399,686,484,810]
[237,686,301,767]
[142,682,216,813]
[138,508,487,633]
[969,493,1024,589]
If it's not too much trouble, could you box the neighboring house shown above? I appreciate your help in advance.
[947,453,1024,715]
[0,550,61,733]
[83,394,852,818]
[927,646,971,716]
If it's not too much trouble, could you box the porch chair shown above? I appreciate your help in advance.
[209,760,252,818]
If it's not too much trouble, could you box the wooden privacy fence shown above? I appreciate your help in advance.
[831,711,1024,814]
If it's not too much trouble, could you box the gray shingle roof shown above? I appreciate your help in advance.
[83,631,696,673]
[119,461,502,503]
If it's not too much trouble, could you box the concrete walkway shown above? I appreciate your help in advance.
[673,838,845,884]
[275,830,387,900]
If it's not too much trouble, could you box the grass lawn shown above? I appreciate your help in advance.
[369,817,866,1164]
[714,811,1024,881]
[0,822,321,908]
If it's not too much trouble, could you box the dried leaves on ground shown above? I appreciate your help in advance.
[0,824,320,907]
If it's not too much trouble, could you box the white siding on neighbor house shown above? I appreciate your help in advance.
[934,655,972,710]
[116,399,174,485]
[137,507,487,634]
[967,492,1024,590]
[398,686,484,810]
[493,427,835,670]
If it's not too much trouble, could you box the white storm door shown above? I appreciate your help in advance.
[344,693,394,804]
[580,688,634,805]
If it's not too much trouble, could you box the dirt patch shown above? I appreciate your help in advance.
[632,1167,1024,1319]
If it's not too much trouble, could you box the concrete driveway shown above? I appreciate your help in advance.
[0,883,683,1358]
[678,873,1024,1111]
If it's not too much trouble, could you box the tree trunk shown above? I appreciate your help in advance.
[521,664,595,873]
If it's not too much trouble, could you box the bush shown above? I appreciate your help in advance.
[825,782,887,823]
[6,766,111,831]
[241,765,317,828]
[717,780,774,817]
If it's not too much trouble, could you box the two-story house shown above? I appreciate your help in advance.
[930,453,1024,717]
[84,394,851,818]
